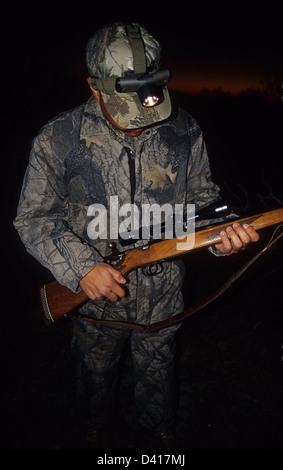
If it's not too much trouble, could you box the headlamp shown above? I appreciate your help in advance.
[90,24,171,108]
[91,69,171,107]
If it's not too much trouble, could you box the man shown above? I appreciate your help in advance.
[14,22,259,449]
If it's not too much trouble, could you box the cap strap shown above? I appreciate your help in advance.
[126,25,146,74]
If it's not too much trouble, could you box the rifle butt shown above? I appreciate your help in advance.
[39,281,88,325]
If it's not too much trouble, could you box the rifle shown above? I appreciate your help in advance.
[40,208,283,327]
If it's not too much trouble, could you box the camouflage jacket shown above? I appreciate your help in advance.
[14,96,221,293]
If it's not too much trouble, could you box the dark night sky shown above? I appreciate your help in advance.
[6,1,283,101]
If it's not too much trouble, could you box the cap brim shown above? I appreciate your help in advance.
[101,86,172,129]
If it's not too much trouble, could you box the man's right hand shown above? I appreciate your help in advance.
[79,262,127,302]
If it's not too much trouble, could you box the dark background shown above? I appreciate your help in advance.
[1,0,283,455]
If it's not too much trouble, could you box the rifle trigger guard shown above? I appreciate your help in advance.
[142,262,163,276]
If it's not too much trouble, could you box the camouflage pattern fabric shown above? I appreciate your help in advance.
[14,96,221,292]
[86,22,172,129]
[71,261,184,431]
[14,95,221,431]
[86,23,162,78]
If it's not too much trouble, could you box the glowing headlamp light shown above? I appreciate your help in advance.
[141,91,159,107]
[91,69,171,107]
[117,70,170,107]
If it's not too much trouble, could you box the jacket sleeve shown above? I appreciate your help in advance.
[13,126,102,292]
[185,118,222,215]
[186,117,231,256]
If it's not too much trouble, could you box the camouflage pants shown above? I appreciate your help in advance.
[71,261,185,432]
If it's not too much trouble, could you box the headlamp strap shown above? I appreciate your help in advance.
[126,24,146,74]
[91,76,117,94]
[91,25,146,92]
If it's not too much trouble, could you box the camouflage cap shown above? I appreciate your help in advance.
[86,22,172,129]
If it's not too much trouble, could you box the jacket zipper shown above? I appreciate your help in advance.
[124,147,136,204]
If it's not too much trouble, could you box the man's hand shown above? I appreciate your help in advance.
[215,223,260,255]
[79,262,127,301]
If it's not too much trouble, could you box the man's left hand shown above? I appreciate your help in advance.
[215,223,260,255]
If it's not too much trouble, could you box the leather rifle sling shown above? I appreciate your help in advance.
[71,224,283,332]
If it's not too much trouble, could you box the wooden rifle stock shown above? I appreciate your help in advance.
[40,208,283,325]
